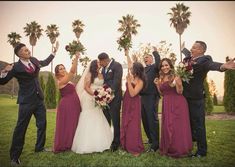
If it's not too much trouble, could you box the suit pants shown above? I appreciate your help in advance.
[186,98,207,156]
[103,96,121,147]
[141,94,159,150]
[10,98,46,160]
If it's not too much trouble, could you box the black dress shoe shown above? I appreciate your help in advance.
[191,153,206,158]
[146,147,157,153]
[110,145,118,152]
[35,147,52,152]
[11,159,20,166]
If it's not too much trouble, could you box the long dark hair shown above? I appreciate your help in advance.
[159,58,175,83]
[89,60,98,83]
[132,62,147,91]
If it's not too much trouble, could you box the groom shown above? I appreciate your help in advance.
[98,52,123,152]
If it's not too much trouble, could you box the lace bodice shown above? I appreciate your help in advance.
[90,77,104,90]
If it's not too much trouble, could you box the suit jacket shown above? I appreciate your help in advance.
[140,51,160,97]
[0,54,54,104]
[102,58,123,99]
[182,48,223,99]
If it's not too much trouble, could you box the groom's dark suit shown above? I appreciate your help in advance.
[182,48,223,156]
[102,58,123,149]
[0,54,54,161]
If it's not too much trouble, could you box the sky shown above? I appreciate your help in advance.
[0,1,235,97]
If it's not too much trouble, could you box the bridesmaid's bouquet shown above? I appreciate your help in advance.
[94,84,115,110]
[65,40,86,59]
[175,61,194,83]
[117,35,132,51]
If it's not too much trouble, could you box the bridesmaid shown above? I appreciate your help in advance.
[120,49,146,156]
[154,58,193,158]
[53,52,81,153]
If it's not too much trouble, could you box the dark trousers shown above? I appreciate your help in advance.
[103,96,121,147]
[10,98,46,160]
[186,98,207,156]
[141,94,159,150]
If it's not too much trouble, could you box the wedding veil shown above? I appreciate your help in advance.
[76,62,91,99]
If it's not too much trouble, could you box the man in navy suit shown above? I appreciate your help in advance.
[140,47,161,152]
[181,41,235,157]
[98,52,123,152]
[0,42,59,165]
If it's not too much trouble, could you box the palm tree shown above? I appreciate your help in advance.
[72,19,85,40]
[168,3,191,61]
[117,14,141,51]
[7,32,22,99]
[45,24,60,73]
[118,14,141,40]
[23,21,43,56]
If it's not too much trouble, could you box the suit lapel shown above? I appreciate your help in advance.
[144,66,151,73]
[16,60,27,72]
[106,59,114,74]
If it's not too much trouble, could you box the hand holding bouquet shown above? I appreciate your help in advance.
[94,84,115,110]
[65,40,86,59]
[175,61,194,83]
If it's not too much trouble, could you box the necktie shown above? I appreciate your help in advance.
[28,63,35,73]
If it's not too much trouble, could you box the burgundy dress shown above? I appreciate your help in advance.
[159,82,193,158]
[53,83,81,153]
[120,83,144,155]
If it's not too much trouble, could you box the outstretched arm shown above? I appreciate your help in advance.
[220,58,235,71]
[152,46,161,69]
[39,41,59,67]
[181,48,191,58]
[125,49,132,69]
[58,52,80,86]
[0,64,14,85]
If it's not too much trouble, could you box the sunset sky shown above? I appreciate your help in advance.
[0,1,235,97]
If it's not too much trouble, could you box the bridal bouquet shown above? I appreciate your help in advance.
[65,40,86,58]
[175,61,194,83]
[94,84,115,110]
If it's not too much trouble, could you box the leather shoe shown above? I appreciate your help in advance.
[11,159,20,166]
[191,153,206,158]
[146,147,157,153]
[110,145,118,152]
[35,147,52,152]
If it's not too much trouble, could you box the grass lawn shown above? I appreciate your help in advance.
[0,94,235,167]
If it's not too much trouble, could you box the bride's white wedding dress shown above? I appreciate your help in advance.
[71,77,113,154]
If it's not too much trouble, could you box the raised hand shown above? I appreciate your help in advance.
[52,41,59,54]
[1,64,13,73]
[221,58,235,70]
[153,46,158,52]
[154,77,160,86]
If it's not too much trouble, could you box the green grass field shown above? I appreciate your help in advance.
[0,94,234,167]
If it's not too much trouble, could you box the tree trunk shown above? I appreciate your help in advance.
[32,45,34,57]
[11,52,15,99]
[179,34,182,62]
[51,45,53,73]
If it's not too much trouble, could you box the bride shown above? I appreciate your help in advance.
[71,59,113,154]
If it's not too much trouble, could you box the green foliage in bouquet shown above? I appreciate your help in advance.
[175,62,193,83]
[117,35,132,51]
[65,40,86,58]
